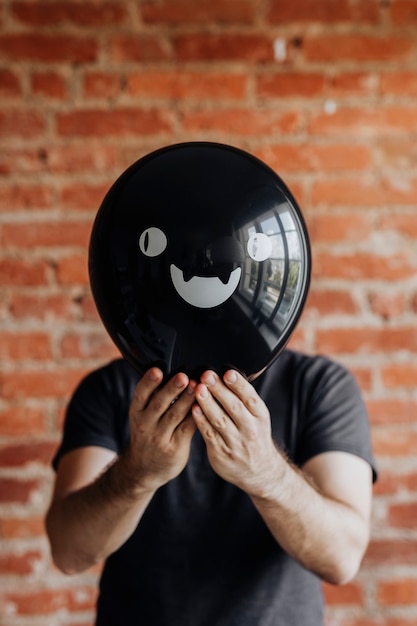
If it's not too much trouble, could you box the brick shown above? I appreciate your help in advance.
[390,0,417,23]
[181,109,299,136]
[330,72,377,96]
[56,108,174,137]
[127,70,247,100]
[389,502,417,529]
[10,294,75,321]
[0,34,98,62]
[308,213,371,243]
[0,332,52,360]
[0,184,53,211]
[349,367,372,392]
[382,363,417,389]
[367,399,417,425]
[0,441,57,468]
[313,252,416,281]
[316,327,417,355]
[82,72,121,99]
[78,293,101,321]
[373,471,417,495]
[0,259,48,286]
[31,71,67,99]
[1,221,91,248]
[45,144,117,174]
[381,71,417,96]
[256,143,370,174]
[0,405,45,436]
[309,106,417,136]
[257,73,325,98]
[303,34,414,62]
[0,478,39,503]
[60,332,119,359]
[337,616,415,626]
[60,183,110,210]
[12,1,127,26]
[0,368,88,399]
[0,516,45,538]
[372,428,417,456]
[0,110,44,138]
[141,0,256,24]
[108,35,171,62]
[0,549,43,575]
[322,581,364,605]
[368,291,407,320]
[304,289,358,316]
[312,176,417,207]
[3,586,97,615]
[365,539,417,566]
[379,213,417,238]
[174,33,274,61]
[56,255,89,285]
[0,148,45,175]
[0,69,21,97]
[377,579,417,605]
[267,0,379,23]
[377,138,417,169]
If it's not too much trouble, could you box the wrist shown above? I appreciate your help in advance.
[101,449,157,501]
[249,448,288,504]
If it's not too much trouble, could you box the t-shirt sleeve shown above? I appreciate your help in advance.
[295,356,377,481]
[52,360,137,470]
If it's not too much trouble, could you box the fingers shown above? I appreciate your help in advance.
[192,383,237,447]
[197,369,266,420]
[192,371,239,446]
[130,367,164,414]
[130,368,194,429]
[222,369,268,418]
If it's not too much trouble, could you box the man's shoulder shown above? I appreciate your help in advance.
[270,349,344,376]
[74,358,140,399]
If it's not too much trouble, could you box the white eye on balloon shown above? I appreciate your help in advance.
[247,233,272,262]
[139,227,168,257]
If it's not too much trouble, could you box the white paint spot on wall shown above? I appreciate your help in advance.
[273,38,286,62]
[324,99,337,115]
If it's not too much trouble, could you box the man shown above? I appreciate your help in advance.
[46,350,376,625]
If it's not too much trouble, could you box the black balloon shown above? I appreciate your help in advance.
[89,142,311,380]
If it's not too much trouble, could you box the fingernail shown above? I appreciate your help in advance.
[148,368,160,381]
[225,370,237,384]
[203,372,216,386]
[174,374,187,388]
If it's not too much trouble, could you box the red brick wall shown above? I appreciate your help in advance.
[1,1,417,624]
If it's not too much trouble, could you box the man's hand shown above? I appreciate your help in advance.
[192,368,373,585]
[192,369,281,498]
[126,367,197,492]
[46,367,197,575]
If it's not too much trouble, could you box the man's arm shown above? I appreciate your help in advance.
[191,369,373,585]
[45,368,197,575]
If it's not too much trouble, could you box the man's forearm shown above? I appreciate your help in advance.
[46,452,155,575]
[250,452,371,585]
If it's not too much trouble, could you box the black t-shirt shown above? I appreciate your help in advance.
[54,350,377,626]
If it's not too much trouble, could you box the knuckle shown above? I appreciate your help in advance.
[246,394,259,413]
[213,414,227,430]
[151,396,165,414]
[230,399,243,417]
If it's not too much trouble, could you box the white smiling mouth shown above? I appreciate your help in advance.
[170,265,241,308]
